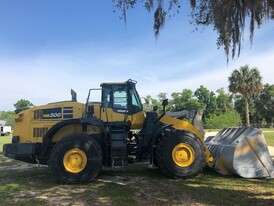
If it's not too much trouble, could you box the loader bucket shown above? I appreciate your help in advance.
[205,127,274,178]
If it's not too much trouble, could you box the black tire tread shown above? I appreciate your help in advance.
[156,130,206,179]
[49,133,102,184]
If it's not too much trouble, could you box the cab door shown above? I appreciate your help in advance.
[100,84,130,123]
[129,87,145,129]
[100,83,145,128]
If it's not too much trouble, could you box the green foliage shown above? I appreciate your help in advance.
[14,99,34,114]
[157,92,167,103]
[142,82,274,128]
[0,111,15,127]
[193,86,219,118]
[234,94,260,126]
[170,89,202,111]
[229,65,263,96]
[205,112,242,129]
[194,85,211,108]
[216,88,233,114]
[229,65,263,127]
[142,95,162,112]
[205,91,217,118]
[256,84,274,126]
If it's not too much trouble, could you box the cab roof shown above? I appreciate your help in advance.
[100,79,137,87]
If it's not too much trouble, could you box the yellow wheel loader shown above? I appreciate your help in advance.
[3,79,274,183]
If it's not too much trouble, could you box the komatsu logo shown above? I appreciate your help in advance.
[42,108,62,119]
[33,107,73,120]
[43,113,62,118]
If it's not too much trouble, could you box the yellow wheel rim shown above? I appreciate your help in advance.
[172,143,195,167]
[63,148,87,173]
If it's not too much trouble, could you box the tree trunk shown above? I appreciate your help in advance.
[244,95,250,127]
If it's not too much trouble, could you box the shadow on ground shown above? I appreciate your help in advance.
[0,155,273,206]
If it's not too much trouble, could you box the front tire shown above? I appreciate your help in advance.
[49,134,102,184]
[156,130,206,178]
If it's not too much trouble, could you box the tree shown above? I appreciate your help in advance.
[205,112,242,129]
[194,85,218,118]
[205,91,218,118]
[228,65,263,127]
[234,94,259,126]
[0,111,15,127]
[157,92,167,103]
[170,89,202,111]
[14,99,34,114]
[255,84,274,127]
[216,88,233,114]
[142,94,162,112]
[113,0,274,60]
[194,85,210,108]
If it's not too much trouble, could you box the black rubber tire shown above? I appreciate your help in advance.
[49,133,102,184]
[156,130,206,178]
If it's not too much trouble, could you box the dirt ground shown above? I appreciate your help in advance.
[0,132,273,205]
[1,154,273,206]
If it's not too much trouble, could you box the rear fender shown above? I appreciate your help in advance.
[42,117,105,156]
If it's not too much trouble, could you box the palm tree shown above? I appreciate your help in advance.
[228,65,263,127]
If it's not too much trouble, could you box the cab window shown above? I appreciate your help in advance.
[113,85,128,109]
[130,88,142,113]
[102,86,111,108]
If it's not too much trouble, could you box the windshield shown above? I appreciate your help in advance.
[113,85,128,110]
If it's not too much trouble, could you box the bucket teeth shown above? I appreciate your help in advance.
[205,127,274,178]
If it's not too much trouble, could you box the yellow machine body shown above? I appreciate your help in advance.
[160,115,214,166]
[13,101,145,144]
[13,102,84,143]
[4,79,220,184]
[6,79,273,183]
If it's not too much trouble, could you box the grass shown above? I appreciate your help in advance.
[0,159,273,206]
[0,132,273,205]
[0,134,12,153]
[264,132,274,146]
[261,128,274,131]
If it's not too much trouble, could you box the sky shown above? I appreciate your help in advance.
[0,1,273,111]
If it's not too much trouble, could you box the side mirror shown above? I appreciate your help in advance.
[153,106,158,111]
[162,99,168,115]
[162,99,168,107]
[153,99,168,123]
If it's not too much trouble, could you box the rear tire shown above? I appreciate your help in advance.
[49,134,102,184]
[156,130,205,178]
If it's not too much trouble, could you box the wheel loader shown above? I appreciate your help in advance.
[3,79,274,183]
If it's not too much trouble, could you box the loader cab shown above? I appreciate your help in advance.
[101,84,129,112]
[99,79,145,129]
